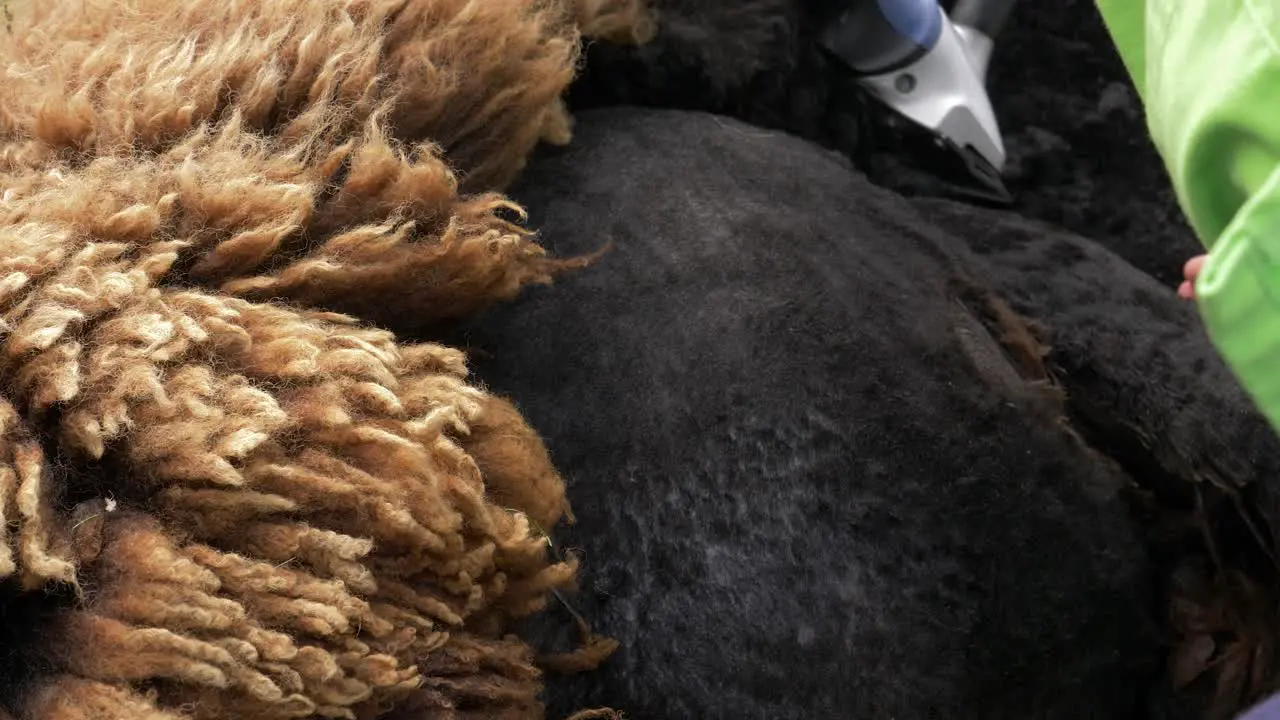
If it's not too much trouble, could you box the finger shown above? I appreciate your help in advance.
[1178,280,1195,299]
[1184,254,1207,281]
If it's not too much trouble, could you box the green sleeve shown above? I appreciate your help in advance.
[1093,0,1280,433]
[1093,0,1145,97]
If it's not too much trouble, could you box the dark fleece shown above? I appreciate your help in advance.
[567,0,875,167]
[914,198,1280,718]
[915,198,1280,531]
[453,108,1162,719]
[569,0,1202,284]
[987,0,1201,285]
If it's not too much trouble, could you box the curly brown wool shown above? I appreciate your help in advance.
[2,0,597,185]
[0,112,575,336]
[0,233,583,717]
[0,221,579,716]
[0,0,657,717]
[0,0,651,332]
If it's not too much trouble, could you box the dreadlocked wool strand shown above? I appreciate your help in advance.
[0,399,75,591]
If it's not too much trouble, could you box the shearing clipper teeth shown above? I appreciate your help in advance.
[819,0,1018,201]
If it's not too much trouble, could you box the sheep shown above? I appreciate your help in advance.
[457,107,1179,719]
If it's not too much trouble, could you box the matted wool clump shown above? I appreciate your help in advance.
[0,0,652,718]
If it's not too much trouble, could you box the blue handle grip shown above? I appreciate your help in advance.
[878,0,942,49]
[818,0,944,76]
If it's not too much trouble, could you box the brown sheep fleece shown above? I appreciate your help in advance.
[0,0,652,334]
[0,0,651,718]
